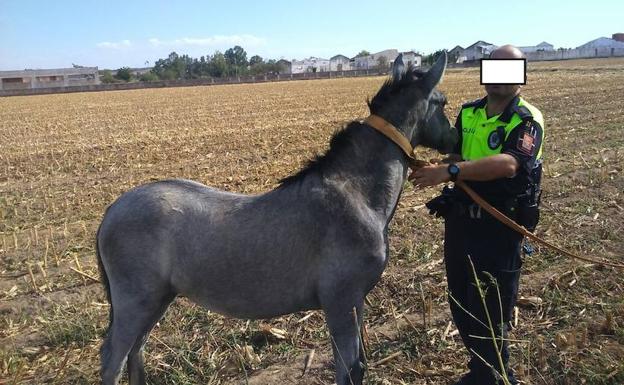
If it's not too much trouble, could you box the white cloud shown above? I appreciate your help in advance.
[148,34,266,48]
[96,40,132,49]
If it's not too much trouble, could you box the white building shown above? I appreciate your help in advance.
[448,45,465,63]
[352,49,399,70]
[330,55,351,71]
[401,51,422,67]
[462,41,498,61]
[576,36,624,49]
[0,67,100,91]
[291,57,330,73]
[518,41,555,53]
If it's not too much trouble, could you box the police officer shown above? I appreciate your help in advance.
[409,45,544,385]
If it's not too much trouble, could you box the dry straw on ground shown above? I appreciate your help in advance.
[1,57,623,384]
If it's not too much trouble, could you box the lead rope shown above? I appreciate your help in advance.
[363,114,624,270]
[454,179,624,269]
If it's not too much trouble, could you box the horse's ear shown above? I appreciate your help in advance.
[392,53,405,80]
[422,50,447,94]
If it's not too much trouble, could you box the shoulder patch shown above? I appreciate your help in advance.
[516,120,538,155]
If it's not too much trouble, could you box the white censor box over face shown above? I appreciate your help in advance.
[480,58,526,85]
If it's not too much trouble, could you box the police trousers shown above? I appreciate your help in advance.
[444,202,523,384]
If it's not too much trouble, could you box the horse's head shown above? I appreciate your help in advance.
[368,51,458,154]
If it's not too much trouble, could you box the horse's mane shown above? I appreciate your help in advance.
[277,121,362,187]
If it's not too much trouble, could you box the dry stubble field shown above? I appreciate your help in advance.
[1,58,623,385]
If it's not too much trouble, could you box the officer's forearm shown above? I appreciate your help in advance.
[456,154,519,181]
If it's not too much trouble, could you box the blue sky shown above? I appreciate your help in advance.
[1,0,622,70]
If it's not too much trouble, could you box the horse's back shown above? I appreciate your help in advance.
[97,179,244,281]
[101,178,245,227]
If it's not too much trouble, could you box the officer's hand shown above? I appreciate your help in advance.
[409,164,450,189]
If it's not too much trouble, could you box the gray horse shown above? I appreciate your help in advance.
[97,52,457,385]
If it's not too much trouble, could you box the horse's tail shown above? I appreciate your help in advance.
[95,210,113,326]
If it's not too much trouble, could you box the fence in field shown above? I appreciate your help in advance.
[524,46,624,61]
[0,69,386,97]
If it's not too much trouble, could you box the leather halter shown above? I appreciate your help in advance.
[363,115,417,163]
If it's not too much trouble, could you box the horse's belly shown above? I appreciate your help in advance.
[174,265,320,320]
[184,288,320,320]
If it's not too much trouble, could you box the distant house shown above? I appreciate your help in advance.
[448,45,465,63]
[518,42,555,54]
[401,51,422,67]
[276,59,291,74]
[352,49,399,70]
[330,55,351,71]
[290,59,305,74]
[291,57,330,74]
[576,36,624,50]
[0,67,100,91]
[573,36,624,58]
[462,41,498,61]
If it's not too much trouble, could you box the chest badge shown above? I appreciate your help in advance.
[487,126,506,149]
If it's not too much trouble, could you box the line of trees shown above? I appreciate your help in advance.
[103,46,286,83]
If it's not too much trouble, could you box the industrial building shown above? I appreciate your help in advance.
[0,67,100,91]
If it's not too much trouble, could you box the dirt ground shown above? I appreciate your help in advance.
[1,57,623,384]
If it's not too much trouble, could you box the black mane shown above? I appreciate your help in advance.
[277,121,364,187]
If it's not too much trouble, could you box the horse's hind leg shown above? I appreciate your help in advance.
[127,293,176,385]
[100,291,174,385]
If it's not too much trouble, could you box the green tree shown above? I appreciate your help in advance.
[224,45,248,66]
[265,59,280,73]
[224,45,248,76]
[152,52,175,79]
[152,51,191,80]
[355,50,370,57]
[115,67,132,82]
[208,51,227,77]
[161,69,178,80]
[139,71,159,82]
[249,55,263,66]
[249,55,268,75]
[148,47,284,79]
[101,70,115,83]
[196,55,209,77]
[178,54,193,79]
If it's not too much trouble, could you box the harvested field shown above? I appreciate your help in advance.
[1,57,623,384]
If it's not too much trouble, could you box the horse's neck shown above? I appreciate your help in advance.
[329,127,409,221]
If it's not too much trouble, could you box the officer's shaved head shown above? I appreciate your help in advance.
[485,44,524,100]
[490,44,525,59]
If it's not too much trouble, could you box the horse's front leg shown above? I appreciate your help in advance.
[324,297,366,385]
